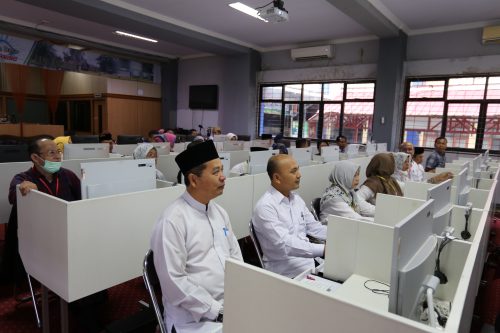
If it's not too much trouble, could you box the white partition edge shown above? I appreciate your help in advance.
[224,259,434,333]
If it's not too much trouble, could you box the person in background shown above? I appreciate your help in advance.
[295,138,310,148]
[150,129,176,152]
[252,154,327,278]
[425,137,447,172]
[190,129,198,137]
[54,135,71,154]
[212,127,222,135]
[272,133,288,154]
[411,147,453,184]
[99,132,114,153]
[150,140,242,332]
[133,143,166,181]
[226,133,238,141]
[316,140,329,155]
[336,135,348,153]
[357,152,403,205]
[319,160,374,223]
[391,152,411,188]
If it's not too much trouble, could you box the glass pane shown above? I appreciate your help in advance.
[322,104,341,140]
[343,102,374,143]
[302,104,320,138]
[302,84,322,101]
[447,77,486,100]
[487,77,500,99]
[284,84,302,101]
[483,103,500,150]
[409,80,445,98]
[262,86,282,100]
[403,101,444,147]
[323,83,344,101]
[259,102,281,135]
[346,83,375,99]
[283,104,299,138]
[446,103,479,149]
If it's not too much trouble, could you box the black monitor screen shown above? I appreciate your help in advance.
[0,144,30,163]
[71,135,99,143]
[189,85,218,110]
[117,135,144,145]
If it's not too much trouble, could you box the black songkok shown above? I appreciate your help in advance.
[175,140,219,173]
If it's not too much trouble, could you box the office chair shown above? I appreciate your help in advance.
[142,250,167,333]
[249,221,265,268]
[310,197,321,221]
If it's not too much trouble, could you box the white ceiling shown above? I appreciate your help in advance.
[1,0,499,60]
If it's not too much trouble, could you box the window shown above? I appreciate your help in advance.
[402,75,500,151]
[258,81,375,142]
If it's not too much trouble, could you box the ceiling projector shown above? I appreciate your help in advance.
[258,1,289,23]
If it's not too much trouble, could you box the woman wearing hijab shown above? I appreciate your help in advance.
[133,143,166,181]
[226,133,238,141]
[319,160,375,223]
[53,136,71,154]
[357,153,404,205]
[392,152,411,185]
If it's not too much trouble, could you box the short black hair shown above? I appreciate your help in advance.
[316,140,329,150]
[435,136,447,144]
[295,138,309,148]
[336,135,347,142]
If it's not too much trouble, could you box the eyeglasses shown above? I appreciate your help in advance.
[39,150,61,157]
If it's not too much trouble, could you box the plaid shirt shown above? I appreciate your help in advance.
[425,150,446,170]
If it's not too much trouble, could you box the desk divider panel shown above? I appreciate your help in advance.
[252,172,270,208]
[18,185,185,302]
[450,207,483,241]
[325,215,394,283]
[435,240,471,303]
[295,162,335,208]
[226,150,249,168]
[374,194,426,227]
[224,259,430,333]
[476,178,495,190]
[61,156,132,176]
[214,175,254,239]
[468,188,490,209]
[404,181,434,200]
[157,154,180,183]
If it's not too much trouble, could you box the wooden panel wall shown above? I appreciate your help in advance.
[106,97,161,138]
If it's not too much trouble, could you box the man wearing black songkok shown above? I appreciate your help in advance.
[150,140,242,333]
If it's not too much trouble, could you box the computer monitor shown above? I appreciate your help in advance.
[248,149,278,174]
[377,143,387,152]
[116,135,144,145]
[237,134,251,141]
[388,199,438,322]
[223,141,244,151]
[288,147,312,166]
[219,152,231,176]
[454,168,470,206]
[112,144,137,156]
[0,144,30,162]
[427,179,453,235]
[80,159,156,199]
[346,144,360,156]
[71,135,99,144]
[63,143,109,160]
[366,143,377,156]
[321,146,340,163]
[251,139,271,149]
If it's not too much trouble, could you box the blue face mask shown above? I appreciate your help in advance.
[42,160,62,174]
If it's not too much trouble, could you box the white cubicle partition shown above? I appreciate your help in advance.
[112,144,137,156]
[214,175,254,239]
[295,162,335,208]
[17,185,185,302]
[225,150,249,168]
[374,194,426,228]
[156,154,181,183]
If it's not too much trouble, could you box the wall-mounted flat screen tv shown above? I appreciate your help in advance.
[189,85,218,110]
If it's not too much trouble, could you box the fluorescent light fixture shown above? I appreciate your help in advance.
[229,2,268,22]
[114,30,158,43]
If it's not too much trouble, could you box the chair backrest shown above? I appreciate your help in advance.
[310,197,321,221]
[143,250,167,333]
[249,221,265,268]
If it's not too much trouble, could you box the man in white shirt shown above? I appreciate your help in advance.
[399,141,452,184]
[150,140,242,333]
[252,154,327,278]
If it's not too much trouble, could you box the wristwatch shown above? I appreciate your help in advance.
[215,309,224,323]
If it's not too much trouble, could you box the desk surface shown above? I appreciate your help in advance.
[332,274,389,312]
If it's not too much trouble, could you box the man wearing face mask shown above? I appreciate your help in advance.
[1,138,81,283]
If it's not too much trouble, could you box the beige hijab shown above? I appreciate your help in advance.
[364,153,403,196]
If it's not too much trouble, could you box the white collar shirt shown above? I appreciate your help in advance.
[150,191,242,332]
[252,186,326,278]
[409,160,425,182]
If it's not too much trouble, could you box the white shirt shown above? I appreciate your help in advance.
[252,186,327,278]
[319,194,375,223]
[150,191,242,333]
[409,160,425,182]
[229,161,249,175]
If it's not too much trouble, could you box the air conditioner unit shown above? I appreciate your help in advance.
[482,26,500,44]
[290,45,334,61]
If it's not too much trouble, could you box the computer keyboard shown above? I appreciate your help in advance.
[299,275,341,293]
